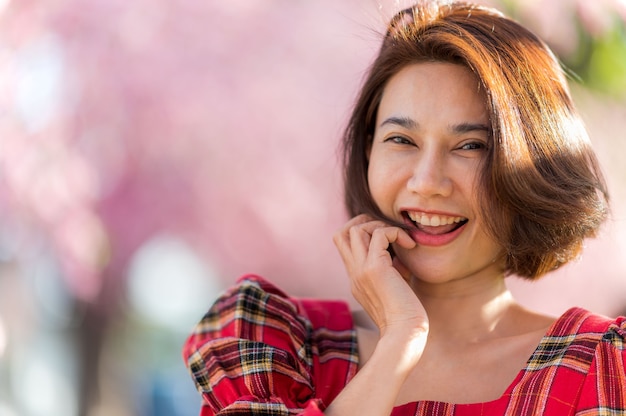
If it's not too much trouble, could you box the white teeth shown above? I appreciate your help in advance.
[407,212,465,226]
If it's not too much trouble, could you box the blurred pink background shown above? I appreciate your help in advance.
[0,0,625,415]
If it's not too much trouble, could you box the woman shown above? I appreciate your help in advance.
[183,1,625,415]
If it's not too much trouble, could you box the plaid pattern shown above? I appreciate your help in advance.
[392,308,626,415]
[183,275,358,415]
[184,275,626,415]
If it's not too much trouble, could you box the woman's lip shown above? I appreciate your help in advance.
[400,207,465,218]
[400,210,467,229]
[402,216,467,247]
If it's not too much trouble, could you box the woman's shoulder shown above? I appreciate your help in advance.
[183,274,355,356]
[547,306,625,339]
[507,307,625,413]
[564,308,626,411]
[564,306,626,365]
[181,274,358,414]
[523,307,623,374]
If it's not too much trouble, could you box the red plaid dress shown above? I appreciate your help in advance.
[183,275,626,415]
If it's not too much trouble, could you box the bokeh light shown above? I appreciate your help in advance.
[127,235,223,332]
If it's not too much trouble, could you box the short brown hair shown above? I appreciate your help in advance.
[342,1,609,279]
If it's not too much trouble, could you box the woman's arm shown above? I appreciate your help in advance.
[325,328,427,415]
[184,214,427,415]
[328,214,429,415]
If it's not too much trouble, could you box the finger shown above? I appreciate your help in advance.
[341,223,414,267]
[334,218,378,267]
[333,229,357,267]
[349,221,409,263]
[366,227,410,266]
[332,214,374,251]
[333,215,389,253]
[348,224,373,263]
[369,226,416,255]
[394,228,417,250]
[334,217,416,274]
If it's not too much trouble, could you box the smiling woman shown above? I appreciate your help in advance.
[367,63,498,281]
[183,1,625,415]
[342,5,609,280]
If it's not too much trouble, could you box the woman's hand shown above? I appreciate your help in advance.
[326,214,429,415]
[333,214,429,338]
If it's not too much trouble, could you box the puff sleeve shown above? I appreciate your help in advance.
[183,275,358,415]
[575,315,626,414]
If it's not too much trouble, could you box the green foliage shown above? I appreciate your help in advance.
[565,15,626,99]
[587,23,626,97]
[495,0,626,99]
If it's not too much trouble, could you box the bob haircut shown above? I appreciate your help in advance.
[342,1,609,279]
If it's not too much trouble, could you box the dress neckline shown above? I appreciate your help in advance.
[350,307,589,410]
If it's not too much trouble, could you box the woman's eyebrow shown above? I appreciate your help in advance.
[379,116,418,130]
[380,117,490,134]
[452,122,491,134]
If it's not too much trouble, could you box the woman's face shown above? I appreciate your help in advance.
[367,62,505,285]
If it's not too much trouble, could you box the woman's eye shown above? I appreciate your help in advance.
[386,136,412,145]
[460,141,487,150]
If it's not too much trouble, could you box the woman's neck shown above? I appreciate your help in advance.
[410,273,522,344]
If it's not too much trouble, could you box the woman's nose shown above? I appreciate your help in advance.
[406,151,453,197]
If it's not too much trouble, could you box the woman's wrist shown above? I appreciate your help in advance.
[375,325,429,369]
